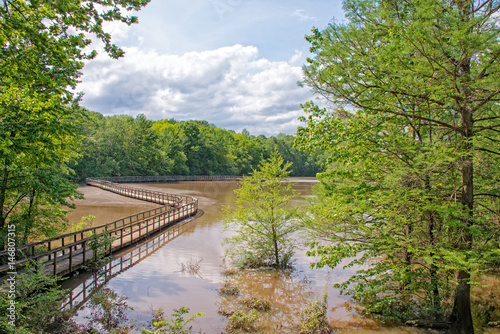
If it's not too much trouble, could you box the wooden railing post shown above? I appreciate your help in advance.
[53,251,57,276]
[83,241,86,265]
[69,247,73,272]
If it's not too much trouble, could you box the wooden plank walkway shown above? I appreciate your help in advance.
[0,179,199,278]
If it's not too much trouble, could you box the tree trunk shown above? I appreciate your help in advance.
[271,224,279,267]
[449,104,474,333]
[448,156,474,333]
[428,212,441,317]
[424,175,441,316]
[448,4,475,327]
[449,270,474,334]
[22,188,37,245]
[0,161,10,251]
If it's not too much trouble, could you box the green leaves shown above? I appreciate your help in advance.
[73,116,324,180]
[298,0,500,326]
[0,0,151,247]
[223,151,301,268]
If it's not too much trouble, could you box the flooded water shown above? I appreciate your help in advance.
[60,180,494,333]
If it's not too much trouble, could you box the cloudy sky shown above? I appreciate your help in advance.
[77,0,346,136]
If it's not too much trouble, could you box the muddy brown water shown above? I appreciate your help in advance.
[61,179,499,334]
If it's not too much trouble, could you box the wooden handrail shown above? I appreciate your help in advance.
[60,221,188,311]
[86,175,242,184]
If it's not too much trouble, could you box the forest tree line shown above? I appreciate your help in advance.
[71,110,324,181]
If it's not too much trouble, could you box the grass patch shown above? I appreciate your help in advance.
[241,297,271,312]
[225,309,260,332]
[297,291,331,334]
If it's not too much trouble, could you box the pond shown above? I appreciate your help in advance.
[60,179,467,333]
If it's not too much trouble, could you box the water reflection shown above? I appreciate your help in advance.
[83,287,132,333]
[217,269,316,333]
[60,221,192,311]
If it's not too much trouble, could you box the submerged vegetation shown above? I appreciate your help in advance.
[217,267,318,332]
[224,310,260,333]
[140,307,205,334]
[297,291,330,334]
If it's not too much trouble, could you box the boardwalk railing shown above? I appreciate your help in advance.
[86,175,242,183]
[0,179,198,277]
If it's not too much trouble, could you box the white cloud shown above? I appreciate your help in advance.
[292,9,317,22]
[289,50,303,65]
[102,20,132,42]
[77,44,312,136]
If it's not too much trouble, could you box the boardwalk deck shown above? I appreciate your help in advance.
[0,179,199,278]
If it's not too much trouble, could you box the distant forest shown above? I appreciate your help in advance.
[71,111,325,181]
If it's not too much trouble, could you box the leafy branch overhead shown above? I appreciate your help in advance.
[0,0,150,249]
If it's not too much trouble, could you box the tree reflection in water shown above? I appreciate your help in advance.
[83,286,133,333]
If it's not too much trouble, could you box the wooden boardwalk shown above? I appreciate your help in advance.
[0,179,200,278]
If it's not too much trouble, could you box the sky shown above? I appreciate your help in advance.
[77,0,346,136]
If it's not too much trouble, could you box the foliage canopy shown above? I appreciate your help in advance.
[296,0,500,332]
[71,114,324,180]
[0,0,150,247]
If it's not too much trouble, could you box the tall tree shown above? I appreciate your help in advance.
[296,1,500,333]
[0,0,150,246]
[152,119,189,175]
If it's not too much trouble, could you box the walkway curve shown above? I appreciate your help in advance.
[0,178,210,277]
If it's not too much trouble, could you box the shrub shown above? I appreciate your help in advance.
[225,309,259,332]
[298,292,331,334]
[0,262,75,334]
[140,306,204,334]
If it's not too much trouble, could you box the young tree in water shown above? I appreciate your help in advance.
[296,1,500,333]
[223,151,300,268]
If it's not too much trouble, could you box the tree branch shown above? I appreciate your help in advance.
[4,193,26,218]
[474,193,500,199]
[475,147,500,156]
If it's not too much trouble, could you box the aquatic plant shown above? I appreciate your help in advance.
[178,258,203,277]
[224,309,260,332]
[218,282,240,296]
[297,291,331,334]
[241,297,271,312]
[140,306,204,334]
